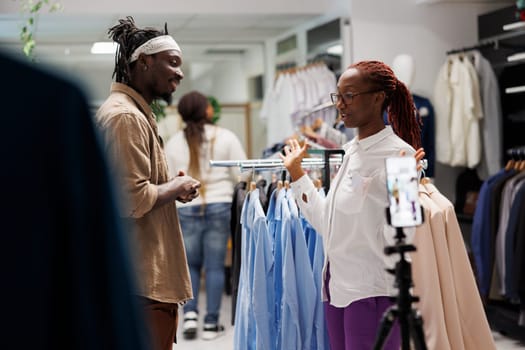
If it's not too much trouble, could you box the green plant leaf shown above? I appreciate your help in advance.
[23,39,35,56]
[151,100,167,121]
[207,96,221,124]
[18,0,63,60]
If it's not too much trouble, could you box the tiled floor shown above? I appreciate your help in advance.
[174,292,525,349]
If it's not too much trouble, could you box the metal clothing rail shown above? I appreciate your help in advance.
[211,148,346,192]
[446,40,498,55]
[506,146,525,157]
[210,156,343,172]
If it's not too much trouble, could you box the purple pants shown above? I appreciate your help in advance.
[324,264,400,350]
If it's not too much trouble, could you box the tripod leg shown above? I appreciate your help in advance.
[373,307,396,350]
[399,313,412,350]
[409,310,428,350]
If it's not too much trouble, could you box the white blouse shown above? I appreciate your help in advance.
[290,126,415,307]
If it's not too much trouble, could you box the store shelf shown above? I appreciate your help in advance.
[507,52,525,62]
[505,85,525,94]
[503,21,525,31]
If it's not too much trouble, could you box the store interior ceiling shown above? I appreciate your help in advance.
[0,12,319,64]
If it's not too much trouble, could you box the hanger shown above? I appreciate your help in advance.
[505,158,515,171]
[420,177,432,185]
[519,159,525,172]
[514,149,525,171]
[249,166,256,192]
[418,158,431,184]
[505,149,518,171]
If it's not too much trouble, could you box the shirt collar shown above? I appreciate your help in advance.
[356,126,394,151]
[110,82,153,117]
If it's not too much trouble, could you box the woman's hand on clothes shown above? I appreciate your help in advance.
[399,147,426,171]
[279,138,308,181]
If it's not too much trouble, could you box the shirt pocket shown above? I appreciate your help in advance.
[335,171,373,215]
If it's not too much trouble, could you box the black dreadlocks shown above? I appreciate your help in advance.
[107,16,168,84]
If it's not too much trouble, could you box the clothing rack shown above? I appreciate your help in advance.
[446,40,499,55]
[210,155,343,171]
[210,149,345,192]
[506,146,525,158]
[276,60,327,75]
[446,37,525,56]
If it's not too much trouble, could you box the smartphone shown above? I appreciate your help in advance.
[385,156,423,227]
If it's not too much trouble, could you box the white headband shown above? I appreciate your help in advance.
[129,35,181,63]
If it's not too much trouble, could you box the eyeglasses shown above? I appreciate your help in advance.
[330,90,382,105]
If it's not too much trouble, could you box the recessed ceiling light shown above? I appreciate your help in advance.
[326,44,343,55]
[91,42,118,54]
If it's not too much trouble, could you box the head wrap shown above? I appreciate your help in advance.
[129,35,181,62]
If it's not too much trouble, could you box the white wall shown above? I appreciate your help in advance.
[192,60,248,103]
[243,45,265,79]
[350,0,510,98]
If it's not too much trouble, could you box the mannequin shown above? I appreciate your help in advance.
[392,54,416,88]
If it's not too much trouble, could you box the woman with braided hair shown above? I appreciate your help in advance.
[165,91,246,341]
[281,60,425,350]
[96,17,201,350]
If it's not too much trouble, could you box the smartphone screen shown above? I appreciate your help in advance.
[385,156,423,227]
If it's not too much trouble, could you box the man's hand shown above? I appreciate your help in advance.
[154,171,201,209]
[173,170,201,203]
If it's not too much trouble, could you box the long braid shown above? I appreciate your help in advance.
[107,16,166,84]
[350,61,422,149]
[178,92,210,202]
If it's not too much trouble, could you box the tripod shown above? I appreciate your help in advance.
[373,226,427,350]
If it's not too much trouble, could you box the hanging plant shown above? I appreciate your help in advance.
[207,95,221,124]
[19,0,62,60]
[151,100,167,122]
[517,0,525,21]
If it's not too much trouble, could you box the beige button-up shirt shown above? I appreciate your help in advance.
[96,83,192,304]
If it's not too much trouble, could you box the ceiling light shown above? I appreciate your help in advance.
[91,42,118,54]
[326,44,343,55]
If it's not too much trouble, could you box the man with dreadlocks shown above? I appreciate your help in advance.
[280,60,425,350]
[96,17,201,350]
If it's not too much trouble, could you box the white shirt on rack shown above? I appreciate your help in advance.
[290,126,415,307]
[449,55,483,168]
[434,55,483,168]
[472,50,503,179]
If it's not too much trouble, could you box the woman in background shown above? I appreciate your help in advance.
[165,91,247,341]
